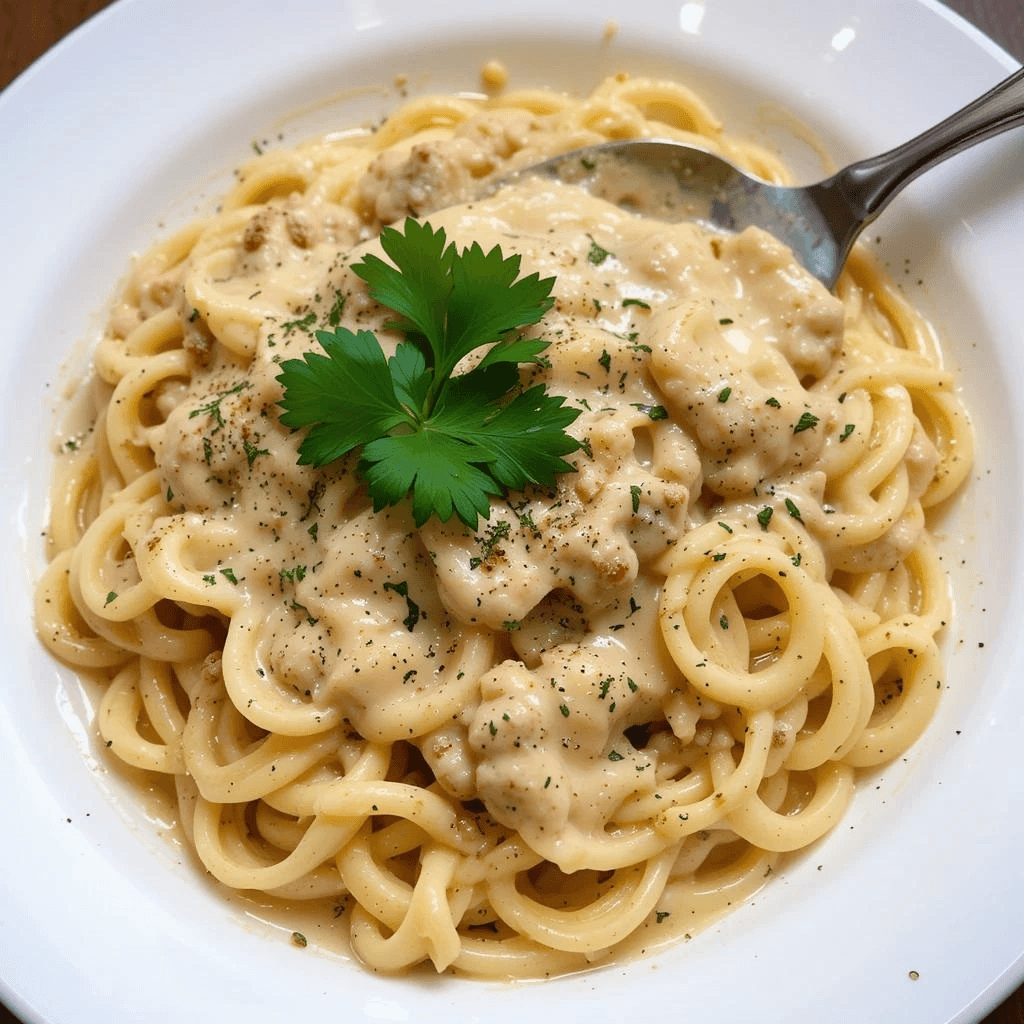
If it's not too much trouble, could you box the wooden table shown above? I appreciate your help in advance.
[2,2,1022,1022]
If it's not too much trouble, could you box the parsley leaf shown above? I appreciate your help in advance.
[362,430,499,527]
[276,219,581,528]
[276,328,408,464]
[432,381,581,491]
[793,411,820,434]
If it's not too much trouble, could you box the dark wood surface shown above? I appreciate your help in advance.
[1,2,1022,1022]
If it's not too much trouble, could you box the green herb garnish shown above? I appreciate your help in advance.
[586,236,613,265]
[382,579,420,632]
[470,519,512,570]
[243,438,270,467]
[189,381,249,432]
[793,411,820,434]
[276,219,581,528]
[631,403,668,421]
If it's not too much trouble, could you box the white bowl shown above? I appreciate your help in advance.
[2,2,1022,1022]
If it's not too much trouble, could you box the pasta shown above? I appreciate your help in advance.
[35,71,973,978]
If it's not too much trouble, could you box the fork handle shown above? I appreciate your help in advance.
[830,63,1024,224]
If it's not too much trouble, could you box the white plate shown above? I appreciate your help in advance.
[2,1,1022,1022]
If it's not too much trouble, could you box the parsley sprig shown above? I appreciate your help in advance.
[276,219,581,528]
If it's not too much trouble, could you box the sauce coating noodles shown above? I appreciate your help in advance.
[35,73,973,978]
